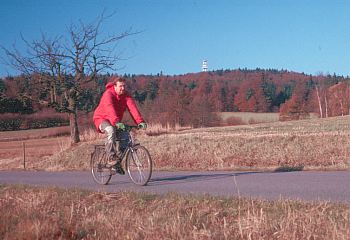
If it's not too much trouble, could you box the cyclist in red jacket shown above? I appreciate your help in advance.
[93,76,147,174]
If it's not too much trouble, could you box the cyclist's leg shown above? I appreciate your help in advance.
[106,129,128,175]
[116,130,130,157]
[99,120,116,163]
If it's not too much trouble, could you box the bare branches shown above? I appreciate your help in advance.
[63,13,138,78]
[1,43,36,75]
[2,11,138,79]
[1,12,138,144]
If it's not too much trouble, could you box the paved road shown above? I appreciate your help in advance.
[0,170,349,203]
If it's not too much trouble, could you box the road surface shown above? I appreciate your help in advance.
[0,170,349,203]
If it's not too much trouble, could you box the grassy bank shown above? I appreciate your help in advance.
[116,116,350,171]
[145,116,350,171]
[0,185,349,239]
[2,116,350,171]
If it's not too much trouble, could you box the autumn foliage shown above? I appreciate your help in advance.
[1,69,350,129]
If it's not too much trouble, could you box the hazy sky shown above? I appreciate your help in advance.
[1,0,350,77]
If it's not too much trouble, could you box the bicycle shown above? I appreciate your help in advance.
[90,125,152,186]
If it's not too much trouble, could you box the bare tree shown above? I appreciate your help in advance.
[315,84,323,118]
[314,75,332,118]
[1,12,138,144]
[328,82,348,117]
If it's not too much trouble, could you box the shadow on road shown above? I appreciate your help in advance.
[149,171,262,186]
[274,165,304,172]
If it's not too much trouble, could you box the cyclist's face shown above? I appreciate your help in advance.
[114,81,126,95]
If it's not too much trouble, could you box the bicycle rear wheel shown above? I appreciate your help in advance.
[91,145,112,185]
[126,145,152,186]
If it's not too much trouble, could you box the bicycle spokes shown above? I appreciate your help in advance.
[126,145,152,186]
[91,146,112,185]
[132,152,146,181]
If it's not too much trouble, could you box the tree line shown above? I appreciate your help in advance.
[1,69,350,130]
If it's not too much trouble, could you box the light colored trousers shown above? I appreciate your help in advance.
[99,120,129,160]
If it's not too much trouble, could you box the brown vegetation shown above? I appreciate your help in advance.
[218,112,279,125]
[145,117,350,171]
[3,69,349,129]
[3,69,350,148]
[1,116,350,171]
[0,185,349,239]
[0,126,100,170]
[0,110,69,131]
[1,117,349,239]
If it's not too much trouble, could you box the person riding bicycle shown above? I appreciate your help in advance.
[93,76,147,175]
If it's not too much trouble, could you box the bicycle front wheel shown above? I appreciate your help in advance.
[91,145,112,185]
[126,145,152,186]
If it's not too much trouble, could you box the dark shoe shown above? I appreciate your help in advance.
[112,161,125,175]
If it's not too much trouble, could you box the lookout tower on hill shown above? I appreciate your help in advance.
[202,60,208,72]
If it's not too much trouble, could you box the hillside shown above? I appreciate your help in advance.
[1,69,349,129]
[2,115,348,171]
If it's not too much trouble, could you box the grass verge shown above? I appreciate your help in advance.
[0,185,349,239]
[2,116,350,171]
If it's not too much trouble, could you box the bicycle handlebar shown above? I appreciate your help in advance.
[124,125,141,131]
[116,123,145,131]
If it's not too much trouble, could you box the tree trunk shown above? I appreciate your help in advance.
[50,86,54,104]
[340,101,344,116]
[69,111,80,144]
[68,90,80,144]
[325,95,328,118]
[335,92,345,116]
[53,83,57,103]
[315,86,323,118]
[348,83,350,115]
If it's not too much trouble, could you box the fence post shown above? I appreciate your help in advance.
[23,142,26,169]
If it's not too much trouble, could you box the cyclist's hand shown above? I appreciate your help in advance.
[138,122,147,130]
[115,122,126,131]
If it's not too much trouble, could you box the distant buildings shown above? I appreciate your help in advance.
[202,60,208,72]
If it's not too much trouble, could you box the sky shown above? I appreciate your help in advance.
[1,0,350,77]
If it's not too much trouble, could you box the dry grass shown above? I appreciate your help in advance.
[144,123,192,136]
[0,128,99,170]
[142,116,350,171]
[0,185,349,239]
[217,112,319,125]
[0,136,70,170]
[0,126,70,141]
[0,123,190,171]
[218,112,280,125]
[2,116,350,171]
[79,127,104,142]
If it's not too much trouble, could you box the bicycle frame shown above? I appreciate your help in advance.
[91,125,152,186]
[114,126,140,162]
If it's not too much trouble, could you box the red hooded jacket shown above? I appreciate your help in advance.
[93,82,144,132]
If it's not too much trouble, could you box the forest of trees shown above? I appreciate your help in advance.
[1,68,350,131]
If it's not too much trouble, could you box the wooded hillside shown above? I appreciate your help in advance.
[1,68,349,129]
